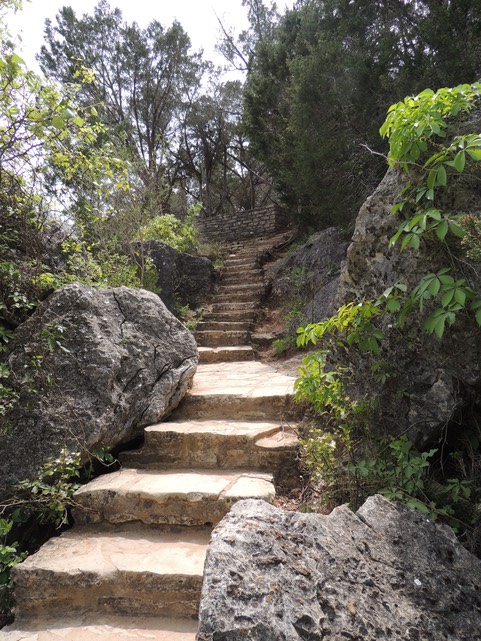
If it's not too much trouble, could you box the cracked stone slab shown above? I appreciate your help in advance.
[11,525,209,621]
[73,468,275,527]
[173,361,300,420]
[120,419,298,474]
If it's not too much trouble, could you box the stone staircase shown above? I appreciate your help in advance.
[2,240,300,640]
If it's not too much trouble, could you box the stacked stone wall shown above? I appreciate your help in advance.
[197,205,290,243]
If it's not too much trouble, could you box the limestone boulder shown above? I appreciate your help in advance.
[145,241,218,315]
[197,496,481,641]
[335,155,481,445]
[0,283,198,497]
[264,228,348,330]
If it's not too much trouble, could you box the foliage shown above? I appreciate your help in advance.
[0,449,81,616]
[38,2,266,216]
[138,204,201,254]
[296,349,480,537]
[38,1,203,210]
[243,0,481,230]
[378,82,481,338]
[177,303,206,331]
[0,444,117,620]
[296,81,481,547]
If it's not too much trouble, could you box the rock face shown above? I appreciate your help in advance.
[198,496,481,641]
[0,283,198,497]
[264,228,349,329]
[146,241,217,315]
[334,158,481,446]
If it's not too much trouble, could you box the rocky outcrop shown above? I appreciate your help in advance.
[264,228,349,330]
[335,160,481,446]
[146,241,218,315]
[0,283,198,497]
[198,496,481,641]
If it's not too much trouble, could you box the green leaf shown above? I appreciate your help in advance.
[454,288,466,306]
[386,298,401,313]
[434,315,446,338]
[410,234,420,250]
[427,169,437,190]
[467,148,481,161]
[437,164,447,186]
[475,308,481,326]
[406,499,430,513]
[441,290,454,307]
[51,115,65,130]
[10,53,25,65]
[449,221,465,238]
[454,150,466,172]
[435,219,448,241]
[427,278,440,296]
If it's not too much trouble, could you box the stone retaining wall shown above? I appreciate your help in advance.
[197,205,290,243]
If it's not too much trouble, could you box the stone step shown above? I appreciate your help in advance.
[217,283,264,294]
[72,468,275,528]
[210,301,260,313]
[194,330,251,347]
[220,275,263,286]
[222,258,257,267]
[221,264,261,275]
[11,525,209,621]
[196,321,252,332]
[202,309,257,322]
[197,346,255,363]
[213,290,263,303]
[2,616,198,640]
[172,361,299,421]
[120,419,298,475]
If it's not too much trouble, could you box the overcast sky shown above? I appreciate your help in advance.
[5,0,285,73]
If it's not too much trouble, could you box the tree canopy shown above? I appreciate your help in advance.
[243,0,481,229]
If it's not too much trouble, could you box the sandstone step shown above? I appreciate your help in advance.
[120,419,298,474]
[2,616,198,640]
[212,291,262,303]
[197,346,255,363]
[210,301,259,313]
[196,321,252,332]
[172,361,299,421]
[222,257,257,267]
[220,265,263,282]
[220,274,263,286]
[202,309,257,322]
[194,330,250,347]
[72,468,275,527]
[217,283,264,294]
[11,525,209,621]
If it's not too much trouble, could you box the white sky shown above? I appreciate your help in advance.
[6,0,290,73]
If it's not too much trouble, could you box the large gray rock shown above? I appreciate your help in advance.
[0,283,198,496]
[198,497,481,641]
[265,228,348,329]
[334,140,481,445]
[146,241,218,315]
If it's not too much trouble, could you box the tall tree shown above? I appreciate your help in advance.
[38,0,204,214]
[244,0,481,230]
